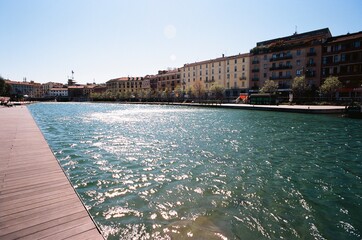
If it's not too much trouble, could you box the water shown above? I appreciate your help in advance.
[28,102,362,239]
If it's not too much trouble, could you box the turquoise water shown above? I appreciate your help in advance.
[28,103,362,239]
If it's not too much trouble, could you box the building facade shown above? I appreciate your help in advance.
[49,88,68,97]
[181,53,250,98]
[155,69,181,92]
[106,77,145,96]
[250,28,332,93]
[6,80,43,98]
[322,31,362,99]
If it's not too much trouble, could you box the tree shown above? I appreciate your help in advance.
[209,84,225,101]
[260,80,278,94]
[191,81,206,102]
[292,75,310,102]
[0,76,11,96]
[320,76,342,100]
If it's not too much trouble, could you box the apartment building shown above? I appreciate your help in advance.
[42,82,64,96]
[322,31,362,98]
[250,28,332,92]
[106,77,144,95]
[181,53,250,98]
[155,69,181,92]
[6,80,43,98]
[49,88,68,97]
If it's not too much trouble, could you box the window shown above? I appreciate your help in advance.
[243,58,245,63]
[354,41,361,48]
[297,50,301,56]
[206,76,208,81]
[286,71,291,77]
[242,65,245,71]
[242,81,245,87]
[235,59,237,64]
[219,68,221,74]
[227,60,229,65]
[227,74,230,79]
[200,71,202,75]
[234,73,237,79]
[296,69,302,76]
[334,55,339,63]
[212,63,214,67]
[297,60,301,66]
[322,57,327,64]
[263,73,267,78]
[341,53,346,62]
[264,55,267,60]
[234,66,237,72]
[212,69,214,74]
[227,67,229,73]
[310,47,315,53]
[219,62,221,66]
[206,70,208,75]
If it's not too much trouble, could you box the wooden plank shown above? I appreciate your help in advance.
[0,107,104,239]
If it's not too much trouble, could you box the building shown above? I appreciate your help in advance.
[6,80,43,98]
[42,82,64,97]
[49,88,68,97]
[250,28,332,93]
[106,77,145,96]
[322,31,362,99]
[181,53,250,98]
[155,69,181,92]
[68,85,85,100]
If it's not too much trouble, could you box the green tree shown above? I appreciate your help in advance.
[260,80,278,94]
[191,81,205,102]
[292,75,310,102]
[320,76,342,100]
[210,84,225,101]
[0,76,11,96]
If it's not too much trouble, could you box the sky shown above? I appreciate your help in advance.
[1,0,362,84]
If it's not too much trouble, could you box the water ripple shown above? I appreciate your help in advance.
[28,103,362,239]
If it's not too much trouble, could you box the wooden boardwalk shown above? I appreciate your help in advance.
[0,106,104,240]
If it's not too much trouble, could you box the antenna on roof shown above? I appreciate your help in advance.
[294,26,298,35]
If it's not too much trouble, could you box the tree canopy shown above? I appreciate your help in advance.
[0,76,11,96]
[260,80,278,93]
[320,76,342,95]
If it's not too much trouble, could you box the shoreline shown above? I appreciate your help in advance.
[1,101,346,115]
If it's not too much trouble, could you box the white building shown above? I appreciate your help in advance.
[49,88,68,97]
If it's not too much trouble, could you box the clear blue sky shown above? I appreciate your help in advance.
[1,0,361,84]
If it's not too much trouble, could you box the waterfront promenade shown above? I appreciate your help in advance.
[179,103,346,114]
[0,107,103,239]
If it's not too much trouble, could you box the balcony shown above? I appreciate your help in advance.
[307,52,317,57]
[252,68,260,73]
[269,65,293,71]
[270,54,293,62]
[252,60,259,64]
[269,75,292,80]
[252,77,259,81]
[240,76,247,80]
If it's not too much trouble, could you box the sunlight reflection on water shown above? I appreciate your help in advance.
[28,103,362,240]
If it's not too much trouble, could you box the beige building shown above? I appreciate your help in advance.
[181,53,250,98]
[106,77,145,95]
